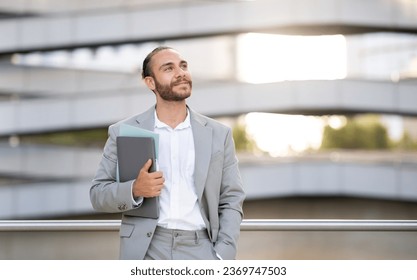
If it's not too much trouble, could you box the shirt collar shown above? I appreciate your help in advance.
[154,109,191,130]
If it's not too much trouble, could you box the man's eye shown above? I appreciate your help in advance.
[164,67,173,71]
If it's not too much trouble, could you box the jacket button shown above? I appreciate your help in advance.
[147,232,152,237]
[118,203,127,211]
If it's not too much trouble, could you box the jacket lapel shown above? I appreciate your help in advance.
[135,106,155,131]
[190,109,212,200]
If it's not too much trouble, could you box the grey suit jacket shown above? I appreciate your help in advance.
[90,105,245,260]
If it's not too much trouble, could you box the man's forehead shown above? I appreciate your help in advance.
[153,49,185,64]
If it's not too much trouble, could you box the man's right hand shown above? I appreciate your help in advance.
[132,159,164,198]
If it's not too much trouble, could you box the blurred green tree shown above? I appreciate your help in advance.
[321,115,390,150]
[394,131,417,150]
[233,122,257,152]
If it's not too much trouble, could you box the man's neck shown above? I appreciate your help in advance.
[155,101,188,129]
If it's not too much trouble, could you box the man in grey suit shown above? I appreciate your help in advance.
[90,46,245,260]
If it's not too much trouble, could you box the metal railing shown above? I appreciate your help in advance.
[1,219,417,232]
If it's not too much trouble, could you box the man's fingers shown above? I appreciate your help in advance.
[149,171,164,179]
[140,159,153,172]
[133,161,164,198]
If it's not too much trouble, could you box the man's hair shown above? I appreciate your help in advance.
[141,46,174,79]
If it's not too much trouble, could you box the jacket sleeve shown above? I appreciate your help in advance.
[214,127,246,259]
[90,124,138,213]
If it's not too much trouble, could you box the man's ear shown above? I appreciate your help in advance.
[144,76,155,91]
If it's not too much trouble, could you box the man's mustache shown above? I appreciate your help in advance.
[172,78,192,86]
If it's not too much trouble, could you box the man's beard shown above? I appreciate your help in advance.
[154,78,192,102]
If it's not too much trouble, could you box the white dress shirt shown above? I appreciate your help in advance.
[153,111,206,231]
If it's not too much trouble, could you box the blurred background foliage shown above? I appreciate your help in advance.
[5,114,417,152]
[16,128,108,148]
[321,115,417,151]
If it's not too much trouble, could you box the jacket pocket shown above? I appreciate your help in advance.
[119,223,135,238]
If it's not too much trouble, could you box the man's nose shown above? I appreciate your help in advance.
[175,67,186,77]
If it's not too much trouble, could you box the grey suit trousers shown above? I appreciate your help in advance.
[144,227,218,260]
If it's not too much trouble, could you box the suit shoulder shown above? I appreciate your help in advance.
[108,106,154,131]
[207,117,231,132]
[192,110,231,133]
[108,114,140,130]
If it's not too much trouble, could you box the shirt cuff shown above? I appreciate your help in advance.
[131,180,143,206]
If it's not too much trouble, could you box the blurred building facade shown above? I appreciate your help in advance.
[0,0,417,259]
